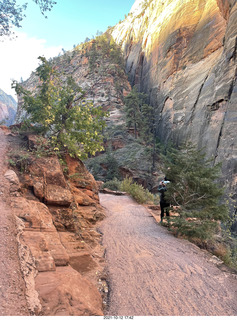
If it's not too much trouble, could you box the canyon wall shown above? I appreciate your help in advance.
[0,89,17,125]
[111,0,237,199]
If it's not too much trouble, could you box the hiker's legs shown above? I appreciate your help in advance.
[165,206,170,217]
[160,202,165,221]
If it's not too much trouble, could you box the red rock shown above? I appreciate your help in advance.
[69,252,98,275]
[11,198,55,231]
[50,208,77,232]
[35,266,103,316]
[22,231,56,272]
[9,138,105,315]
[33,181,44,201]
[73,187,96,206]
[66,155,98,192]
[45,184,73,206]
[29,156,67,188]
[43,231,69,266]
[78,206,105,224]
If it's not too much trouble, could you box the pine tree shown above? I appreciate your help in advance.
[104,148,120,181]
[140,102,155,143]
[124,87,147,139]
[163,143,228,240]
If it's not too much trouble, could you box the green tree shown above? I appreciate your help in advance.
[87,33,124,72]
[124,87,146,139]
[124,86,155,143]
[0,0,56,37]
[163,143,228,240]
[140,102,155,143]
[88,40,98,71]
[104,148,120,181]
[12,56,108,159]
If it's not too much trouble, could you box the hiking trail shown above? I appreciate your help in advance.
[99,193,237,316]
[0,128,29,315]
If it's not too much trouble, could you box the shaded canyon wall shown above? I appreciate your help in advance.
[111,0,237,200]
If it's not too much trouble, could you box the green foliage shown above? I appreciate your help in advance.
[221,212,237,269]
[102,178,121,191]
[103,148,120,181]
[120,177,154,204]
[101,177,155,204]
[124,87,146,139]
[162,143,229,240]
[12,56,108,159]
[124,87,155,142]
[0,0,56,37]
[28,136,56,158]
[87,33,125,72]
[86,156,104,181]
[8,151,31,173]
[85,33,126,101]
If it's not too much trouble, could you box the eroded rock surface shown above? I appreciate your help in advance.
[7,134,106,315]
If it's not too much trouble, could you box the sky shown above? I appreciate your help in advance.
[0,0,135,99]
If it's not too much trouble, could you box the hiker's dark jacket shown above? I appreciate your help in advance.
[158,184,170,207]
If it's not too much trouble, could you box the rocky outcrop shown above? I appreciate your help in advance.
[0,89,17,125]
[110,0,237,204]
[6,134,106,315]
[15,36,131,129]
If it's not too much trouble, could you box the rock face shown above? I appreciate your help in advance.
[111,0,237,198]
[15,36,131,128]
[7,134,106,315]
[0,89,17,125]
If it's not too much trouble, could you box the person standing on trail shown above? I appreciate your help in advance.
[158,177,170,222]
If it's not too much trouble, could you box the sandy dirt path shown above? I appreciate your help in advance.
[99,193,237,316]
[0,129,29,315]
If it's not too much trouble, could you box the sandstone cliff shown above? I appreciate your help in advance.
[111,0,237,199]
[0,89,17,125]
[6,133,107,315]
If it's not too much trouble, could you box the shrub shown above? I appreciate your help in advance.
[102,178,121,191]
[8,152,32,173]
[120,177,154,204]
